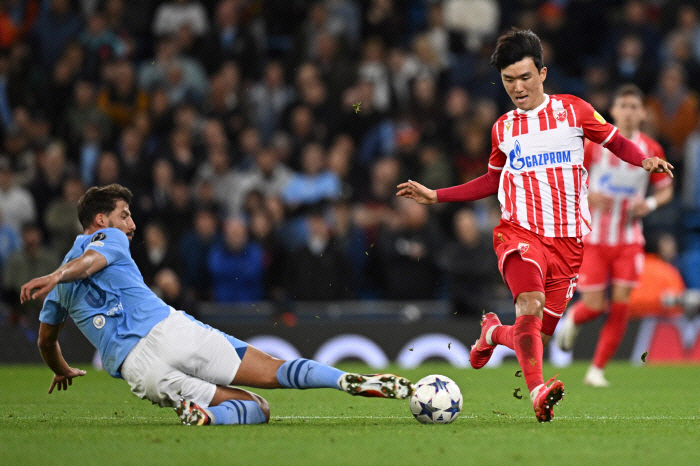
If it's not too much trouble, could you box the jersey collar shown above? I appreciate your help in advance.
[516,94,550,115]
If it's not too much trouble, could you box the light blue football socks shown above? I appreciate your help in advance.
[208,399,267,425]
[276,359,344,390]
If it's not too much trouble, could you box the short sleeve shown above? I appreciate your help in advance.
[85,228,130,265]
[488,121,507,170]
[572,97,618,147]
[39,288,68,325]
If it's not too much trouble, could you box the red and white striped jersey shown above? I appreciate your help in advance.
[584,131,671,246]
[489,94,618,238]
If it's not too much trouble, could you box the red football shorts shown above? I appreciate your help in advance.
[578,243,645,292]
[493,220,584,335]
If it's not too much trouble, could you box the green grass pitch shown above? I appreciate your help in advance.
[2,361,699,466]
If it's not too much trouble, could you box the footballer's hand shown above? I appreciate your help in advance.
[49,367,87,394]
[642,157,674,178]
[20,273,59,304]
[396,180,438,205]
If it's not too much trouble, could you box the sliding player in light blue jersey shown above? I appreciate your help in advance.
[21,184,414,426]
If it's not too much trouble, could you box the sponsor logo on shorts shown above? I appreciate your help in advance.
[93,314,106,329]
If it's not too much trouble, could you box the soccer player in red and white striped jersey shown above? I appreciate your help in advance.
[397,29,673,422]
[555,84,673,387]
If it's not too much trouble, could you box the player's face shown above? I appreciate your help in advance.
[610,94,645,132]
[105,200,136,241]
[500,57,547,111]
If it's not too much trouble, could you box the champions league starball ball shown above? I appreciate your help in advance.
[409,374,463,424]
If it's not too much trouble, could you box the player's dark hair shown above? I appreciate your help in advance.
[77,183,133,229]
[490,29,544,72]
[613,83,644,103]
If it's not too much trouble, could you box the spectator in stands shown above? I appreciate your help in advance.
[0,155,36,233]
[43,177,83,255]
[374,196,442,299]
[0,207,21,286]
[117,125,151,189]
[2,223,59,339]
[207,217,265,303]
[153,267,198,319]
[179,207,220,300]
[282,142,341,212]
[0,0,40,49]
[198,0,259,77]
[152,0,209,39]
[80,10,127,80]
[30,141,72,229]
[282,210,354,300]
[646,62,700,160]
[247,60,296,142]
[139,36,208,106]
[93,150,122,187]
[437,208,502,316]
[238,145,293,206]
[194,146,242,217]
[97,59,149,129]
[131,220,183,287]
[30,0,83,69]
[628,232,686,319]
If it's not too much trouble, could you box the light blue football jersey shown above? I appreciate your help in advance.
[39,228,171,378]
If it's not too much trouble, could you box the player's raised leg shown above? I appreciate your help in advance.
[233,345,414,399]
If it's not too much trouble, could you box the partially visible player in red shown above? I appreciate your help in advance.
[396,29,673,422]
[554,84,673,387]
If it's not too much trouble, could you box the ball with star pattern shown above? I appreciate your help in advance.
[409,374,462,424]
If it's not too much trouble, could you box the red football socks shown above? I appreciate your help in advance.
[572,301,603,325]
[513,315,544,392]
[491,325,514,349]
[592,301,630,369]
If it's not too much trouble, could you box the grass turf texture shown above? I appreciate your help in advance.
[2,362,699,466]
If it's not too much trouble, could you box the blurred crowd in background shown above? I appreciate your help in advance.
[1,0,700,334]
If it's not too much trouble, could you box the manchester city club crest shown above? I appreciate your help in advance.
[93,315,106,329]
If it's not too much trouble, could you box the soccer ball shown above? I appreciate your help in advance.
[409,374,463,424]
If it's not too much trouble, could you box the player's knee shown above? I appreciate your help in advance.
[251,392,270,422]
[515,291,545,317]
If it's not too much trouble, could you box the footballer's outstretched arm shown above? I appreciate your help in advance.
[397,169,500,204]
[20,249,108,303]
[37,321,86,393]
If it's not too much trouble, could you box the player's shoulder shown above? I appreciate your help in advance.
[551,94,589,108]
[88,228,129,247]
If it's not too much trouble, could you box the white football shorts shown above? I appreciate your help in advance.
[120,310,247,408]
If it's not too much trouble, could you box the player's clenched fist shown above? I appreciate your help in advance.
[396,180,438,205]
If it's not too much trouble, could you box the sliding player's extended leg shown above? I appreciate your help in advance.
[233,345,414,399]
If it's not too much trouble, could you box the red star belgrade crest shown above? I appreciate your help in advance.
[554,109,567,122]
[518,242,529,254]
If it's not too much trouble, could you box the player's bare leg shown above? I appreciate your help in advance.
[233,345,285,388]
